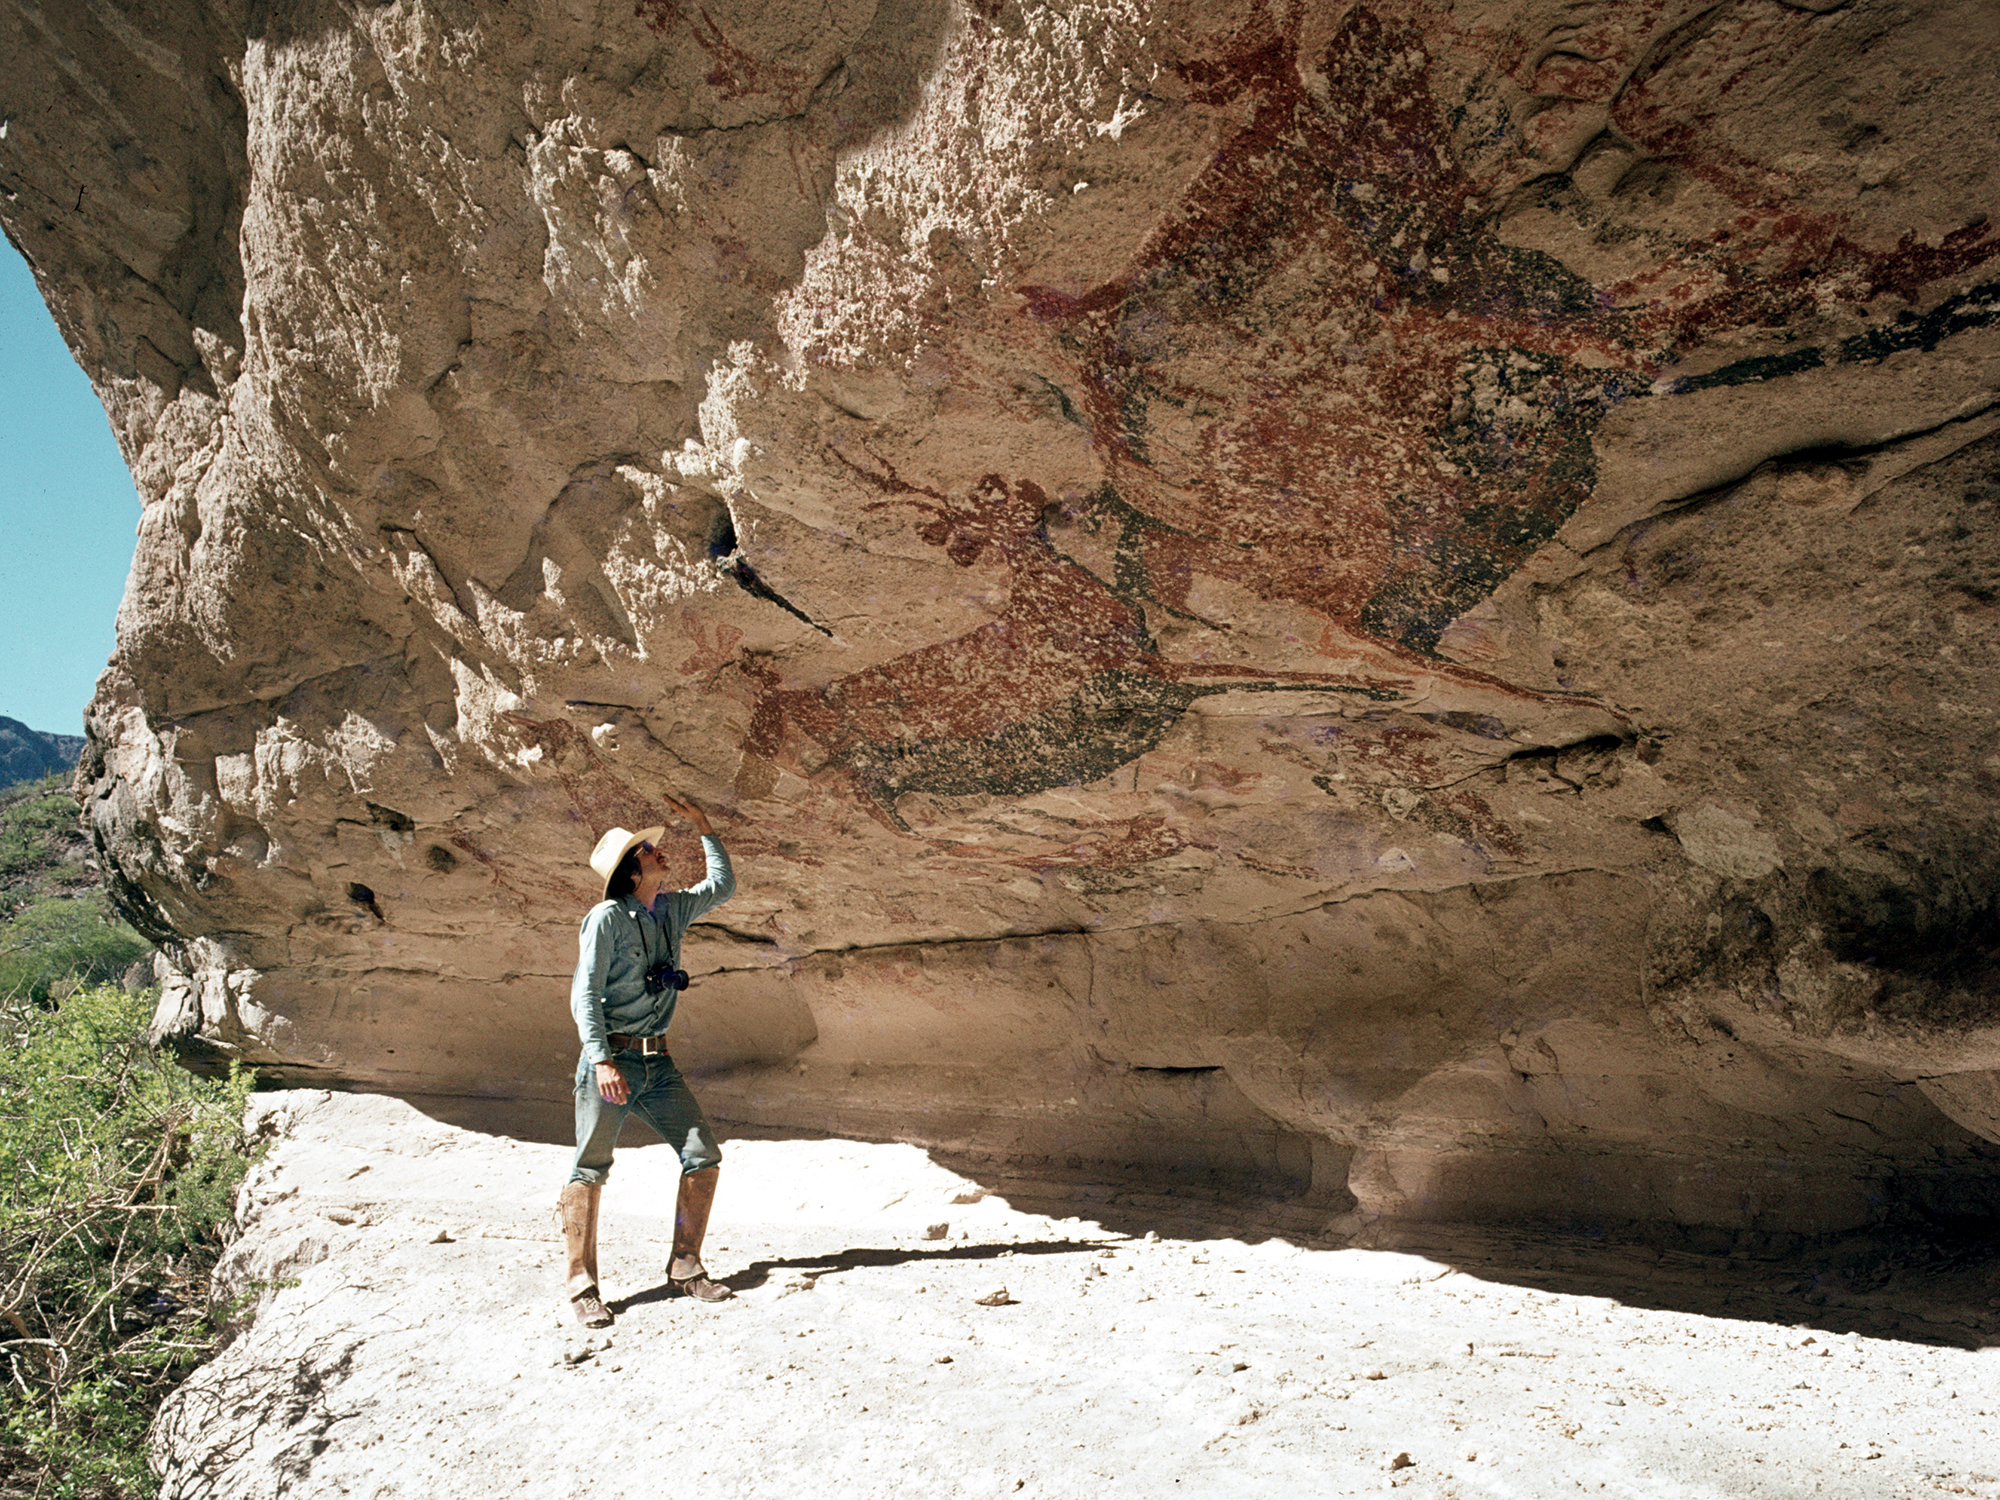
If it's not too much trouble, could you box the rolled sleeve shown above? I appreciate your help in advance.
[688,835,735,917]
[655,836,736,940]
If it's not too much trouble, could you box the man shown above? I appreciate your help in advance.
[557,792,736,1327]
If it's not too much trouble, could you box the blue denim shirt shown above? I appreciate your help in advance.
[570,836,735,1064]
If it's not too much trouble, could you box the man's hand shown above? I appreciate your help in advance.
[594,1061,630,1106]
[660,791,714,837]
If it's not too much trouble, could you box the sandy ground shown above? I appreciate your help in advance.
[153,1092,2000,1500]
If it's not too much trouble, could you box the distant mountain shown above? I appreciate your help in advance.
[0,716,84,790]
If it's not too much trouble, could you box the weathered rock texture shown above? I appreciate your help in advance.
[4,0,1999,1238]
[150,1092,2000,1500]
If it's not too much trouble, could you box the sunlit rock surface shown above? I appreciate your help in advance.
[4,0,1998,1237]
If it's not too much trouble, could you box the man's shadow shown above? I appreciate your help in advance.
[610,1236,1122,1313]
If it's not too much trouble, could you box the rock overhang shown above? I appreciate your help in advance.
[4,0,1998,1237]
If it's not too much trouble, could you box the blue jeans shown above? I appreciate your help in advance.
[568,1050,722,1186]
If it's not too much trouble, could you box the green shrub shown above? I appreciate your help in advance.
[0,773,78,886]
[0,893,151,1005]
[0,985,256,1498]
[0,773,152,1005]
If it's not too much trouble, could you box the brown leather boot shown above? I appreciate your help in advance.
[668,1167,732,1302]
[557,1181,613,1327]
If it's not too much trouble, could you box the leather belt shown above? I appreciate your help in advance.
[608,1033,672,1058]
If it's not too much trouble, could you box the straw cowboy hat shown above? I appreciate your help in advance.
[588,826,666,901]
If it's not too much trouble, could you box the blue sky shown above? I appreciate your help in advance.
[0,236,141,740]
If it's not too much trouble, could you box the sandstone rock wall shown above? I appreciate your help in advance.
[4,0,1998,1237]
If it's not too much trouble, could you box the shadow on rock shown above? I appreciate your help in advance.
[901,1158,2000,1352]
[386,1088,2000,1349]
[156,1330,366,1500]
[612,1237,1118,1312]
